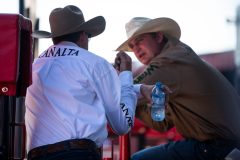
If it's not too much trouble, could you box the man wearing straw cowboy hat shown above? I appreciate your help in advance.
[25,5,153,160]
[116,17,240,160]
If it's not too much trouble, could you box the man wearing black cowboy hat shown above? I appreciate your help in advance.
[25,5,153,160]
[116,17,240,160]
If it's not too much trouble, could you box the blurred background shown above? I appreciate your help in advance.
[1,0,240,87]
[0,0,240,159]
[0,0,239,62]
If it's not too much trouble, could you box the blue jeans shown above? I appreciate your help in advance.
[131,139,235,160]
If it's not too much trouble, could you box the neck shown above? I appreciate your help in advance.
[158,38,168,53]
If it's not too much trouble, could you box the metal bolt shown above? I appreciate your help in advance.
[2,87,8,93]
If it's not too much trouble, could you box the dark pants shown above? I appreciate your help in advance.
[131,139,238,160]
[27,139,101,160]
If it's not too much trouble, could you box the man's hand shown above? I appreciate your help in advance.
[140,84,154,103]
[139,84,173,105]
[114,51,132,72]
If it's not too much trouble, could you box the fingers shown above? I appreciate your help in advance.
[161,85,172,107]
[114,51,132,72]
[162,85,173,94]
[140,84,154,102]
[140,84,173,108]
[116,51,132,63]
[114,56,120,71]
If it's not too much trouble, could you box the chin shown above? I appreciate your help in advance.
[141,59,150,65]
[141,62,148,65]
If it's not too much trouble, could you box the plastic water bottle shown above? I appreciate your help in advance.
[151,82,165,121]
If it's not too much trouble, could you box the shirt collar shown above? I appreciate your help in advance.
[58,41,79,47]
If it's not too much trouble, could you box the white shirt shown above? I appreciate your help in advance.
[25,42,141,151]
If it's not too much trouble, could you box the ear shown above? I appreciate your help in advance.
[79,32,86,42]
[77,32,88,49]
[155,32,164,43]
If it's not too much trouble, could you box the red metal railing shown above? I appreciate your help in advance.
[119,134,131,160]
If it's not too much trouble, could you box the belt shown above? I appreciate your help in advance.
[28,139,102,159]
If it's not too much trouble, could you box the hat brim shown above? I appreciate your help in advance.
[32,16,106,39]
[32,30,52,38]
[116,17,181,52]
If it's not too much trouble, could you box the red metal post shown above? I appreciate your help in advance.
[119,133,130,160]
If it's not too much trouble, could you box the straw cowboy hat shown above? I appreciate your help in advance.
[116,17,181,51]
[32,5,106,38]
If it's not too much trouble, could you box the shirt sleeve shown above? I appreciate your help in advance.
[106,71,137,134]
[93,61,138,135]
[133,84,142,99]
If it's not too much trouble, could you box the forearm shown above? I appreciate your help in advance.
[107,71,137,135]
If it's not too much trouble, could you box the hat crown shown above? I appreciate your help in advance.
[49,5,85,37]
[32,5,106,38]
[125,17,151,38]
[116,17,181,51]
